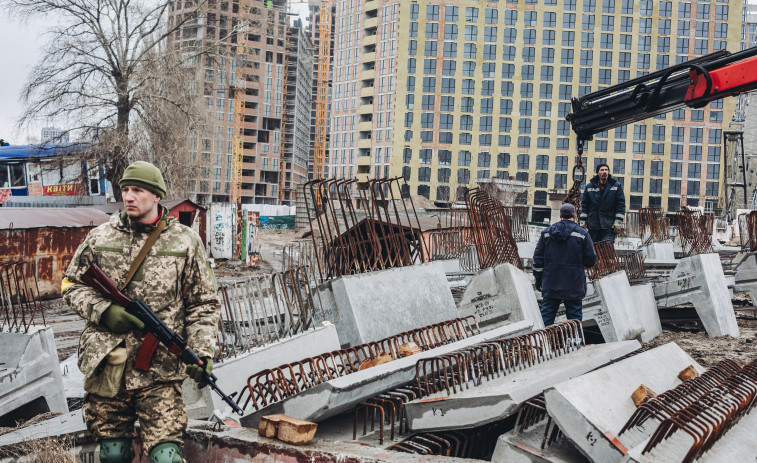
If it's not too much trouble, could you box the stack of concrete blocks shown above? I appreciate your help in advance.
[653,253,739,338]
[543,343,705,463]
[456,263,545,330]
[0,326,68,426]
[561,271,661,343]
[183,323,342,419]
[314,261,461,347]
[733,251,757,305]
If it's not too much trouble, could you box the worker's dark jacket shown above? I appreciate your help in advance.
[579,175,626,230]
[533,220,597,300]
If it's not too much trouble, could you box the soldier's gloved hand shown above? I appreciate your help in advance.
[612,221,623,235]
[185,358,213,387]
[579,221,587,229]
[101,304,145,334]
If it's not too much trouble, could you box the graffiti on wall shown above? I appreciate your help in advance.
[209,203,233,259]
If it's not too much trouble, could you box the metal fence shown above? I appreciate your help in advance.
[215,265,323,361]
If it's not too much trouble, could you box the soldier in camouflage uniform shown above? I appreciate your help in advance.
[63,161,220,463]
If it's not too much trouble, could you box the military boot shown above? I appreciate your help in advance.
[99,438,133,463]
[149,442,183,463]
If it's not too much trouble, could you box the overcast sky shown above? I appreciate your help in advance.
[0,3,310,145]
[0,15,47,144]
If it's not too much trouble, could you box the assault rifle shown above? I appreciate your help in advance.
[81,264,243,415]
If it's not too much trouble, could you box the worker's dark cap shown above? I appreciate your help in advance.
[596,163,610,173]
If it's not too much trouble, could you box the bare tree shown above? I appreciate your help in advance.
[3,0,209,200]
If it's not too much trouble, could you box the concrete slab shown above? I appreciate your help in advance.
[0,410,87,447]
[517,241,536,266]
[640,242,675,260]
[0,326,68,426]
[239,320,534,428]
[733,251,757,305]
[184,322,342,419]
[457,263,545,330]
[314,261,459,347]
[403,341,640,432]
[564,272,660,343]
[622,397,757,463]
[614,238,641,251]
[653,253,739,338]
[491,423,589,463]
[544,343,704,463]
[60,354,85,400]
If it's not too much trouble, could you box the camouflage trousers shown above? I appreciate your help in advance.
[84,381,187,455]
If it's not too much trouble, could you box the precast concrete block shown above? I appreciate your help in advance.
[491,424,587,463]
[184,323,342,419]
[0,326,68,426]
[314,262,459,347]
[640,242,675,260]
[733,251,757,305]
[239,320,534,428]
[517,242,537,268]
[403,341,640,432]
[457,263,545,330]
[0,410,87,447]
[653,253,739,338]
[561,271,659,343]
[614,237,641,251]
[544,343,704,463]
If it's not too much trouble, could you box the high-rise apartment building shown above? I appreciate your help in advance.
[281,21,314,203]
[306,3,335,181]
[169,0,311,206]
[331,0,740,213]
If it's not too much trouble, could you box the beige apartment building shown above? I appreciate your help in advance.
[329,0,741,213]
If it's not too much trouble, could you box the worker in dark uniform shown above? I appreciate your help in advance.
[534,203,597,326]
[579,163,626,242]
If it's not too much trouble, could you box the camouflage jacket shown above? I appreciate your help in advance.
[63,206,220,390]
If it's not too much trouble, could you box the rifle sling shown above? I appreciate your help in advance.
[123,216,167,371]
[120,217,167,291]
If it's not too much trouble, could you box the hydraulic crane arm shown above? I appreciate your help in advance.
[567,46,757,143]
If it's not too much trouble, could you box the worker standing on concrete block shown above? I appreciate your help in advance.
[579,163,626,242]
[62,161,220,463]
[533,203,597,327]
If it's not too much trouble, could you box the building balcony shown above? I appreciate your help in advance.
[359,121,373,132]
[364,0,378,12]
[358,138,372,149]
[363,34,377,47]
[361,68,375,80]
[357,155,371,167]
[364,17,378,29]
[360,104,374,114]
[360,86,375,98]
[362,51,376,63]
